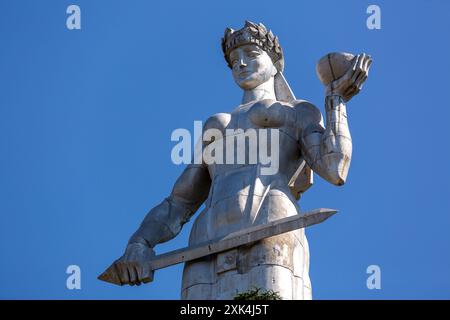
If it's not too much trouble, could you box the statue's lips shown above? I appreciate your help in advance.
[239,70,252,78]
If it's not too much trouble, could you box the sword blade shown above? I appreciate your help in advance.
[98,208,337,285]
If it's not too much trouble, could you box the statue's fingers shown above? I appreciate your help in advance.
[356,74,368,89]
[127,264,138,285]
[115,262,130,285]
[141,264,154,283]
[352,54,362,71]
[133,265,142,286]
[135,263,142,280]
[358,53,367,70]
[345,89,359,102]
[351,54,367,81]
[354,56,370,83]
[364,57,373,72]
[344,84,359,100]
[351,68,364,84]
[343,86,354,100]
[346,63,366,99]
[343,90,353,101]
[135,263,146,283]
[354,69,367,84]
[347,55,362,80]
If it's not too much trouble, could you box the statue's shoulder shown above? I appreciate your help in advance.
[204,112,231,132]
[291,99,324,129]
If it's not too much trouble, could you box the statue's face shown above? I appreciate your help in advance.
[229,44,277,90]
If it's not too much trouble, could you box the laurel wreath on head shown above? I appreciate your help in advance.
[222,20,284,71]
[244,21,282,55]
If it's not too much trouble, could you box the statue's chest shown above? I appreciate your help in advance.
[228,100,293,131]
[205,100,301,177]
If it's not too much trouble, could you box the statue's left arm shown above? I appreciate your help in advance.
[296,53,372,185]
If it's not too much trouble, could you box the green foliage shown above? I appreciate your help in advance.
[233,287,282,300]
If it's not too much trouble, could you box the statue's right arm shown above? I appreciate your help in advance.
[110,163,211,285]
[104,115,227,286]
[129,163,211,248]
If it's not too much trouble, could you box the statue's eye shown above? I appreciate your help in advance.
[247,51,260,58]
[231,59,238,66]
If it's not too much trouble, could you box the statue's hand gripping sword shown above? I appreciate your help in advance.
[98,208,336,285]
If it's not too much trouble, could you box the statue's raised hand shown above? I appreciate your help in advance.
[99,242,155,286]
[326,53,372,102]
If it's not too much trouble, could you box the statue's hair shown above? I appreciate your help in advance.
[221,21,284,72]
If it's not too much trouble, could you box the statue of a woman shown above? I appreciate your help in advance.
[104,21,372,299]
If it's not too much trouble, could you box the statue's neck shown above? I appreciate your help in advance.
[241,77,276,104]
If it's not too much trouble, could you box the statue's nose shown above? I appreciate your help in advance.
[238,59,247,68]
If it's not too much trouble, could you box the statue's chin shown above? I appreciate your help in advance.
[235,76,264,90]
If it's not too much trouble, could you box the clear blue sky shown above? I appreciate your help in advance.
[1,0,449,299]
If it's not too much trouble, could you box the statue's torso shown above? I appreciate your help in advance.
[182,99,312,300]
[204,100,302,237]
